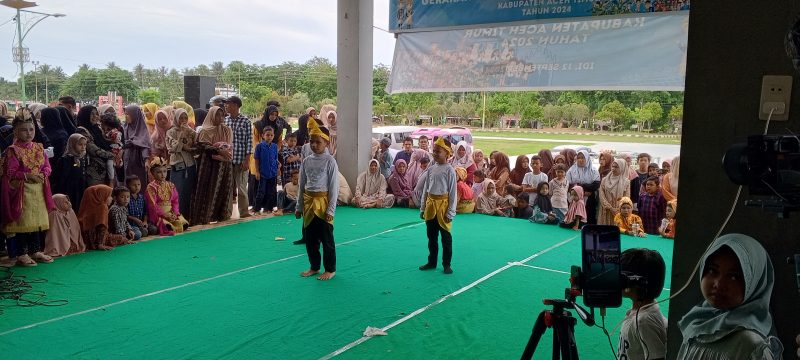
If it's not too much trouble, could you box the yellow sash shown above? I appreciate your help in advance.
[423,193,451,232]
[302,191,332,228]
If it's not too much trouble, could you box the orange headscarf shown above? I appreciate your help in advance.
[77,185,112,232]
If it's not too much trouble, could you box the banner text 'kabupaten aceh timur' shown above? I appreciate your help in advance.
[386,0,689,94]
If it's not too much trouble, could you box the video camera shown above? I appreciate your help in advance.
[724,134,800,217]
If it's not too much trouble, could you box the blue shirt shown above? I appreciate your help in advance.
[128,192,147,220]
[254,141,278,179]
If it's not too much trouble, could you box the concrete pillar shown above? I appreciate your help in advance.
[337,0,373,190]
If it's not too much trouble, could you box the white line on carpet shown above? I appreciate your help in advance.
[511,263,672,292]
[0,222,424,337]
[319,235,579,360]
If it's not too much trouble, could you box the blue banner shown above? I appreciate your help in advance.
[387,13,688,93]
[390,0,689,32]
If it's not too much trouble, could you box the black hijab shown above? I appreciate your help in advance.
[77,105,111,150]
[55,105,77,134]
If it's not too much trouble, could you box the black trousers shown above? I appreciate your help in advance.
[426,219,452,267]
[253,176,277,212]
[305,216,336,272]
[5,232,43,258]
[247,174,259,207]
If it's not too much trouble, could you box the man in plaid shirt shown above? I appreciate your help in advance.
[224,96,254,218]
[638,176,666,235]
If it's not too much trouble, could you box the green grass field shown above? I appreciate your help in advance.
[472,139,590,156]
[473,130,681,145]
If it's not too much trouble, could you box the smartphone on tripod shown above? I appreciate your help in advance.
[580,225,622,308]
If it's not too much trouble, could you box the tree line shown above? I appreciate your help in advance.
[1,57,683,132]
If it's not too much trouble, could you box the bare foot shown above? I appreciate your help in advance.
[300,269,320,277]
[98,245,114,251]
[317,272,336,280]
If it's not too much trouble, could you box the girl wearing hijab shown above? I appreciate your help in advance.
[559,185,587,230]
[598,159,631,225]
[353,159,394,208]
[97,104,116,116]
[171,101,196,128]
[388,159,413,207]
[476,179,505,216]
[166,108,198,215]
[472,148,489,173]
[566,150,601,224]
[77,184,128,250]
[123,105,153,187]
[44,194,86,257]
[52,134,90,212]
[75,105,115,186]
[538,149,554,176]
[561,148,577,168]
[508,154,530,194]
[454,167,475,213]
[39,107,68,159]
[677,233,783,359]
[142,103,159,134]
[150,108,173,163]
[325,110,338,157]
[407,149,432,189]
[597,151,614,180]
[661,155,679,201]
[449,141,476,185]
[488,152,511,196]
[190,106,234,225]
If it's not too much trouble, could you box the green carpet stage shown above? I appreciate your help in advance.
[0,207,673,359]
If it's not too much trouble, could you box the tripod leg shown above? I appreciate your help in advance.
[521,312,549,360]
[561,317,580,360]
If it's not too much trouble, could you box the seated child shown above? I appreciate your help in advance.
[108,186,137,242]
[615,197,646,237]
[512,193,533,219]
[559,185,587,230]
[476,180,505,217]
[677,234,784,359]
[124,175,157,238]
[145,159,189,236]
[618,248,668,360]
[77,184,128,250]
[499,184,517,217]
[471,169,487,199]
[659,200,677,239]
[531,182,558,224]
[455,167,475,213]
[276,170,300,215]
[44,194,86,257]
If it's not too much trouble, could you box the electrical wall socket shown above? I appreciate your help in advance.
[759,75,793,121]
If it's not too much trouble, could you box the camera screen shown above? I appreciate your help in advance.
[581,225,622,308]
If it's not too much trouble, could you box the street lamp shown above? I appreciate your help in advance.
[1,0,65,106]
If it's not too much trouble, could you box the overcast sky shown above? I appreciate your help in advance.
[0,0,395,79]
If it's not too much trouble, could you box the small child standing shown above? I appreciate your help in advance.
[0,115,56,266]
[253,127,279,215]
[559,186,586,230]
[100,113,124,182]
[618,248,668,360]
[659,200,677,239]
[513,194,533,219]
[108,186,138,242]
[615,197,646,237]
[295,120,339,281]
[276,170,300,215]
[549,164,569,222]
[678,234,784,359]
[280,133,302,186]
[638,176,666,235]
[125,175,156,238]
[145,159,189,236]
[522,155,548,204]
[418,137,458,274]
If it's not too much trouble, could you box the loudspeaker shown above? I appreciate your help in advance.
[184,76,217,110]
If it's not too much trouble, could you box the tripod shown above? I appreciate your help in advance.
[520,298,594,360]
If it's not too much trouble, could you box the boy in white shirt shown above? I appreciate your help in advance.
[522,155,549,205]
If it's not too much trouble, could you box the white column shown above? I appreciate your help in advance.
[337,0,373,190]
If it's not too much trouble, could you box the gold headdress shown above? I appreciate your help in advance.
[307,118,330,142]
[434,137,453,156]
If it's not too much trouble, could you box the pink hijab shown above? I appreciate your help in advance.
[44,194,86,256]
[150,108,173,158]
[564,185,588,224]
[406,149,432,187]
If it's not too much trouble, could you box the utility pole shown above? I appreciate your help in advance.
[283,71,287,96]
[44,70,48,103]
[481,91,487,130]
[32,60,38,102]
